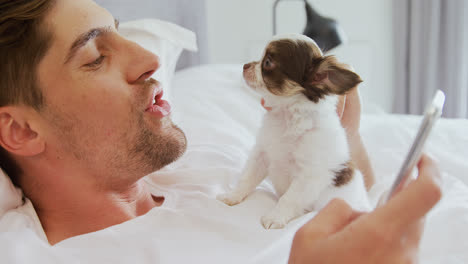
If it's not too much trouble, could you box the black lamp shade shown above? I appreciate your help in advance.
[302,1,346,52]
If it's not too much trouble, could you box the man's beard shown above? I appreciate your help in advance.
[92,110,188,186]
[127,112,187,175]
[119,79,187,177]
[42,92,187,186]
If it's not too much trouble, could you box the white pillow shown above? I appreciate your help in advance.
[0,19,198,218]
[0,168,23,217]
[119,19,198,101]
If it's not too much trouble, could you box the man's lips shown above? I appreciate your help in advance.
[145,84,171,118]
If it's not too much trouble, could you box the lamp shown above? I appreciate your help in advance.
[273,0,346,52]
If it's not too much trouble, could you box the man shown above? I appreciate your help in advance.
[0,0,441,263]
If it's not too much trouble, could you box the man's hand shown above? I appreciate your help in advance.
[288,155,442,264]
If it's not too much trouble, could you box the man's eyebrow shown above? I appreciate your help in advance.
[63,19,119,65]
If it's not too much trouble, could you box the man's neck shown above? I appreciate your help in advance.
[32,178,161,245]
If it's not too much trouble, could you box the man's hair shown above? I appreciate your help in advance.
[0,0,56,185]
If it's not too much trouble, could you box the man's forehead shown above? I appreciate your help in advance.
[45,0,114,49]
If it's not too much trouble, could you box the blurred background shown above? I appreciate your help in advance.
[202,0,467,118]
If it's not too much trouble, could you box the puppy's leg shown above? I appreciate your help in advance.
[261,170,331,229]
[217,147,269,206]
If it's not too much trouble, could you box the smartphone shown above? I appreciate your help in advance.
[382,90,445,203]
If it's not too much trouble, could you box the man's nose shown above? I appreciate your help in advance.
[138,54,160,81]
[126,41,161,84]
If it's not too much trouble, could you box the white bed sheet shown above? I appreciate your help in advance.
[0,64,467,263]
[170,64,468,263]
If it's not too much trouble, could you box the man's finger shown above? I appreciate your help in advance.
[404,219,425,248]
[371,155,442,234]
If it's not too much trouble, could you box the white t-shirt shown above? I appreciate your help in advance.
[0,152,307,264]
[0,138,373,263]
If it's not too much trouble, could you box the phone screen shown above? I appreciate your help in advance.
[383,90,445,203]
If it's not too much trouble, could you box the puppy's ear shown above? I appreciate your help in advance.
[303,56,362,101]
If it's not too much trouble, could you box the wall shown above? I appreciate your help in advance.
[205,0,394,113]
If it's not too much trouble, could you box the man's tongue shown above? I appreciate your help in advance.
[155,99,171,115]
[155,92,164,101]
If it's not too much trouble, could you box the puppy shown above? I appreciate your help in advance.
[218,34,370,229]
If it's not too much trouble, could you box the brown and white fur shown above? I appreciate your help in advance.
[217,34,371,229]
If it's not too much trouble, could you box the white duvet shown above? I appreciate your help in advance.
[1,64,467,263]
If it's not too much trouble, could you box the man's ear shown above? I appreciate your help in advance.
[306,55,363,95]
[0,107,45,157]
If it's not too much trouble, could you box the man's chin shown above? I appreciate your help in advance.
[152,124,187,171]
[168,125,188,162]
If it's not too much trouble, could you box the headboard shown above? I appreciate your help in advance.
[94,0,209,69]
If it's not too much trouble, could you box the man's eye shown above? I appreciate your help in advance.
[84,55,105,68]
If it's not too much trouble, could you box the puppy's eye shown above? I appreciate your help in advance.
[263,57,274,70]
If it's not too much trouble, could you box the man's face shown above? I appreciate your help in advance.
[36,0,186,185]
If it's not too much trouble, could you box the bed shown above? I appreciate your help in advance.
[1,1,468,263]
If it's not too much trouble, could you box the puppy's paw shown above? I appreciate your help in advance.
[261,210,290,229]
[217,192,245,206]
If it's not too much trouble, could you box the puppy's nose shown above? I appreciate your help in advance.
[243,63,252,70]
